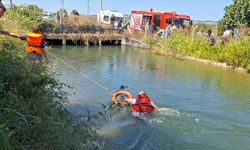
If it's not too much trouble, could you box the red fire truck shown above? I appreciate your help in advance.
[129,10,191,33]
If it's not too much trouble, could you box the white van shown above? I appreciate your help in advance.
[97,10,124,29]
[42,12,56,21]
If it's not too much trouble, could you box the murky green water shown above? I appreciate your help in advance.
[50,45,250,150]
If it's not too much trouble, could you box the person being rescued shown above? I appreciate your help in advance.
[131,90,159,114]
[0,26,49,64]
[111,85,133,106]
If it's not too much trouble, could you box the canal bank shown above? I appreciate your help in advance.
[153,50,249,74]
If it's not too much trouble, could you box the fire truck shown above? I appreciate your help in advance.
[129,10,191,33]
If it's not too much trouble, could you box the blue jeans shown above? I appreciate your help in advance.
[27,52,43,62]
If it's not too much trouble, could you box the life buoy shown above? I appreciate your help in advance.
[111,91,133,107]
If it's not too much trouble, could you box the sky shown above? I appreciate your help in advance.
[2,0,233,21]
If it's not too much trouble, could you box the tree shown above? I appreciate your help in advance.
[218,0,250,30]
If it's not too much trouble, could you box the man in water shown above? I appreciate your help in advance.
[131,91,159,119]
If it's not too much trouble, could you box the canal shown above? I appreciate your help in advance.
[50,45,250,149]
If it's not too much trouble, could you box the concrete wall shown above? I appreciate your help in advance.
[121,37,150,49]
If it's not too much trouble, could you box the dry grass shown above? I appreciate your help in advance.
[67,15,97,25]
[241,27,250,36]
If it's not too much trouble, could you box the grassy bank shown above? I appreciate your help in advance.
[150,31,250,72]
[0,5,100,149]
[0,36,97,149]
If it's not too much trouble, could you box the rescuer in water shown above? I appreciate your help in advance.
[131,90,159,119]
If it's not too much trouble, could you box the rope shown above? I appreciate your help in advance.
[46,50,112,96]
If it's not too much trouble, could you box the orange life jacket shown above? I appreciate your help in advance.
[26,32,43,55]
[132,93,154,113]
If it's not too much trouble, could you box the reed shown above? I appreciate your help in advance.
[152,31,250,72]
[0,5,102,149]
[67,15,97,25]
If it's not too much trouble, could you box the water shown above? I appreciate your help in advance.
[50,45,250,150]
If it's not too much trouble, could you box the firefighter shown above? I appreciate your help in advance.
[131,91,159,119]
[0,26,49,64]
[132,91,158,113]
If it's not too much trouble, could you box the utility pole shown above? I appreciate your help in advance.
[10,0,13,8]
[60,0,66,44]
[60,0,64,26]
[100,0,102,10]
[98,0,103,25]
[87,0,90,16]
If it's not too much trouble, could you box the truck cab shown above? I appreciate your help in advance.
[129,10,191,33]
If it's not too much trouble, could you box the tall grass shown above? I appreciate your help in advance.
[0,35,99,149]
[67,15,97,25]
[0,5,102,149]
[153,31,250,71]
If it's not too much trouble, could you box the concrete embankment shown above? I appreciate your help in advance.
[44,33,150,49]
[154,50,249,74]
[184,56,248,73]
[121,37,150,49]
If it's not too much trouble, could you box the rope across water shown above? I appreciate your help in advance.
[46,50,112,96]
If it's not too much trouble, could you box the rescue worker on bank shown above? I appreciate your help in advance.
[0,26,49,64]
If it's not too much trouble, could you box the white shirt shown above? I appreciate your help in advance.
[127,98,136,105]
[222,30,231,38]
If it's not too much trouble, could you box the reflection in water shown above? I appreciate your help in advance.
[50,45,250,150]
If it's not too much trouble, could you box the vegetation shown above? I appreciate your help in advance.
[148,0,250,72]
[218,0,250,32]
[38,9,98,33]
[0,5,102,149]
[67,15,97,26]
[152,31,250,72]
[0,37,96,149]
[2,5,43,32]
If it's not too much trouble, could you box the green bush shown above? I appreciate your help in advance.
[0,4,106,149]
[153,32,250,70]
[218,0,250,33]
[0,37,96,149]
[144,36,160,49]
[2,5,43,32]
